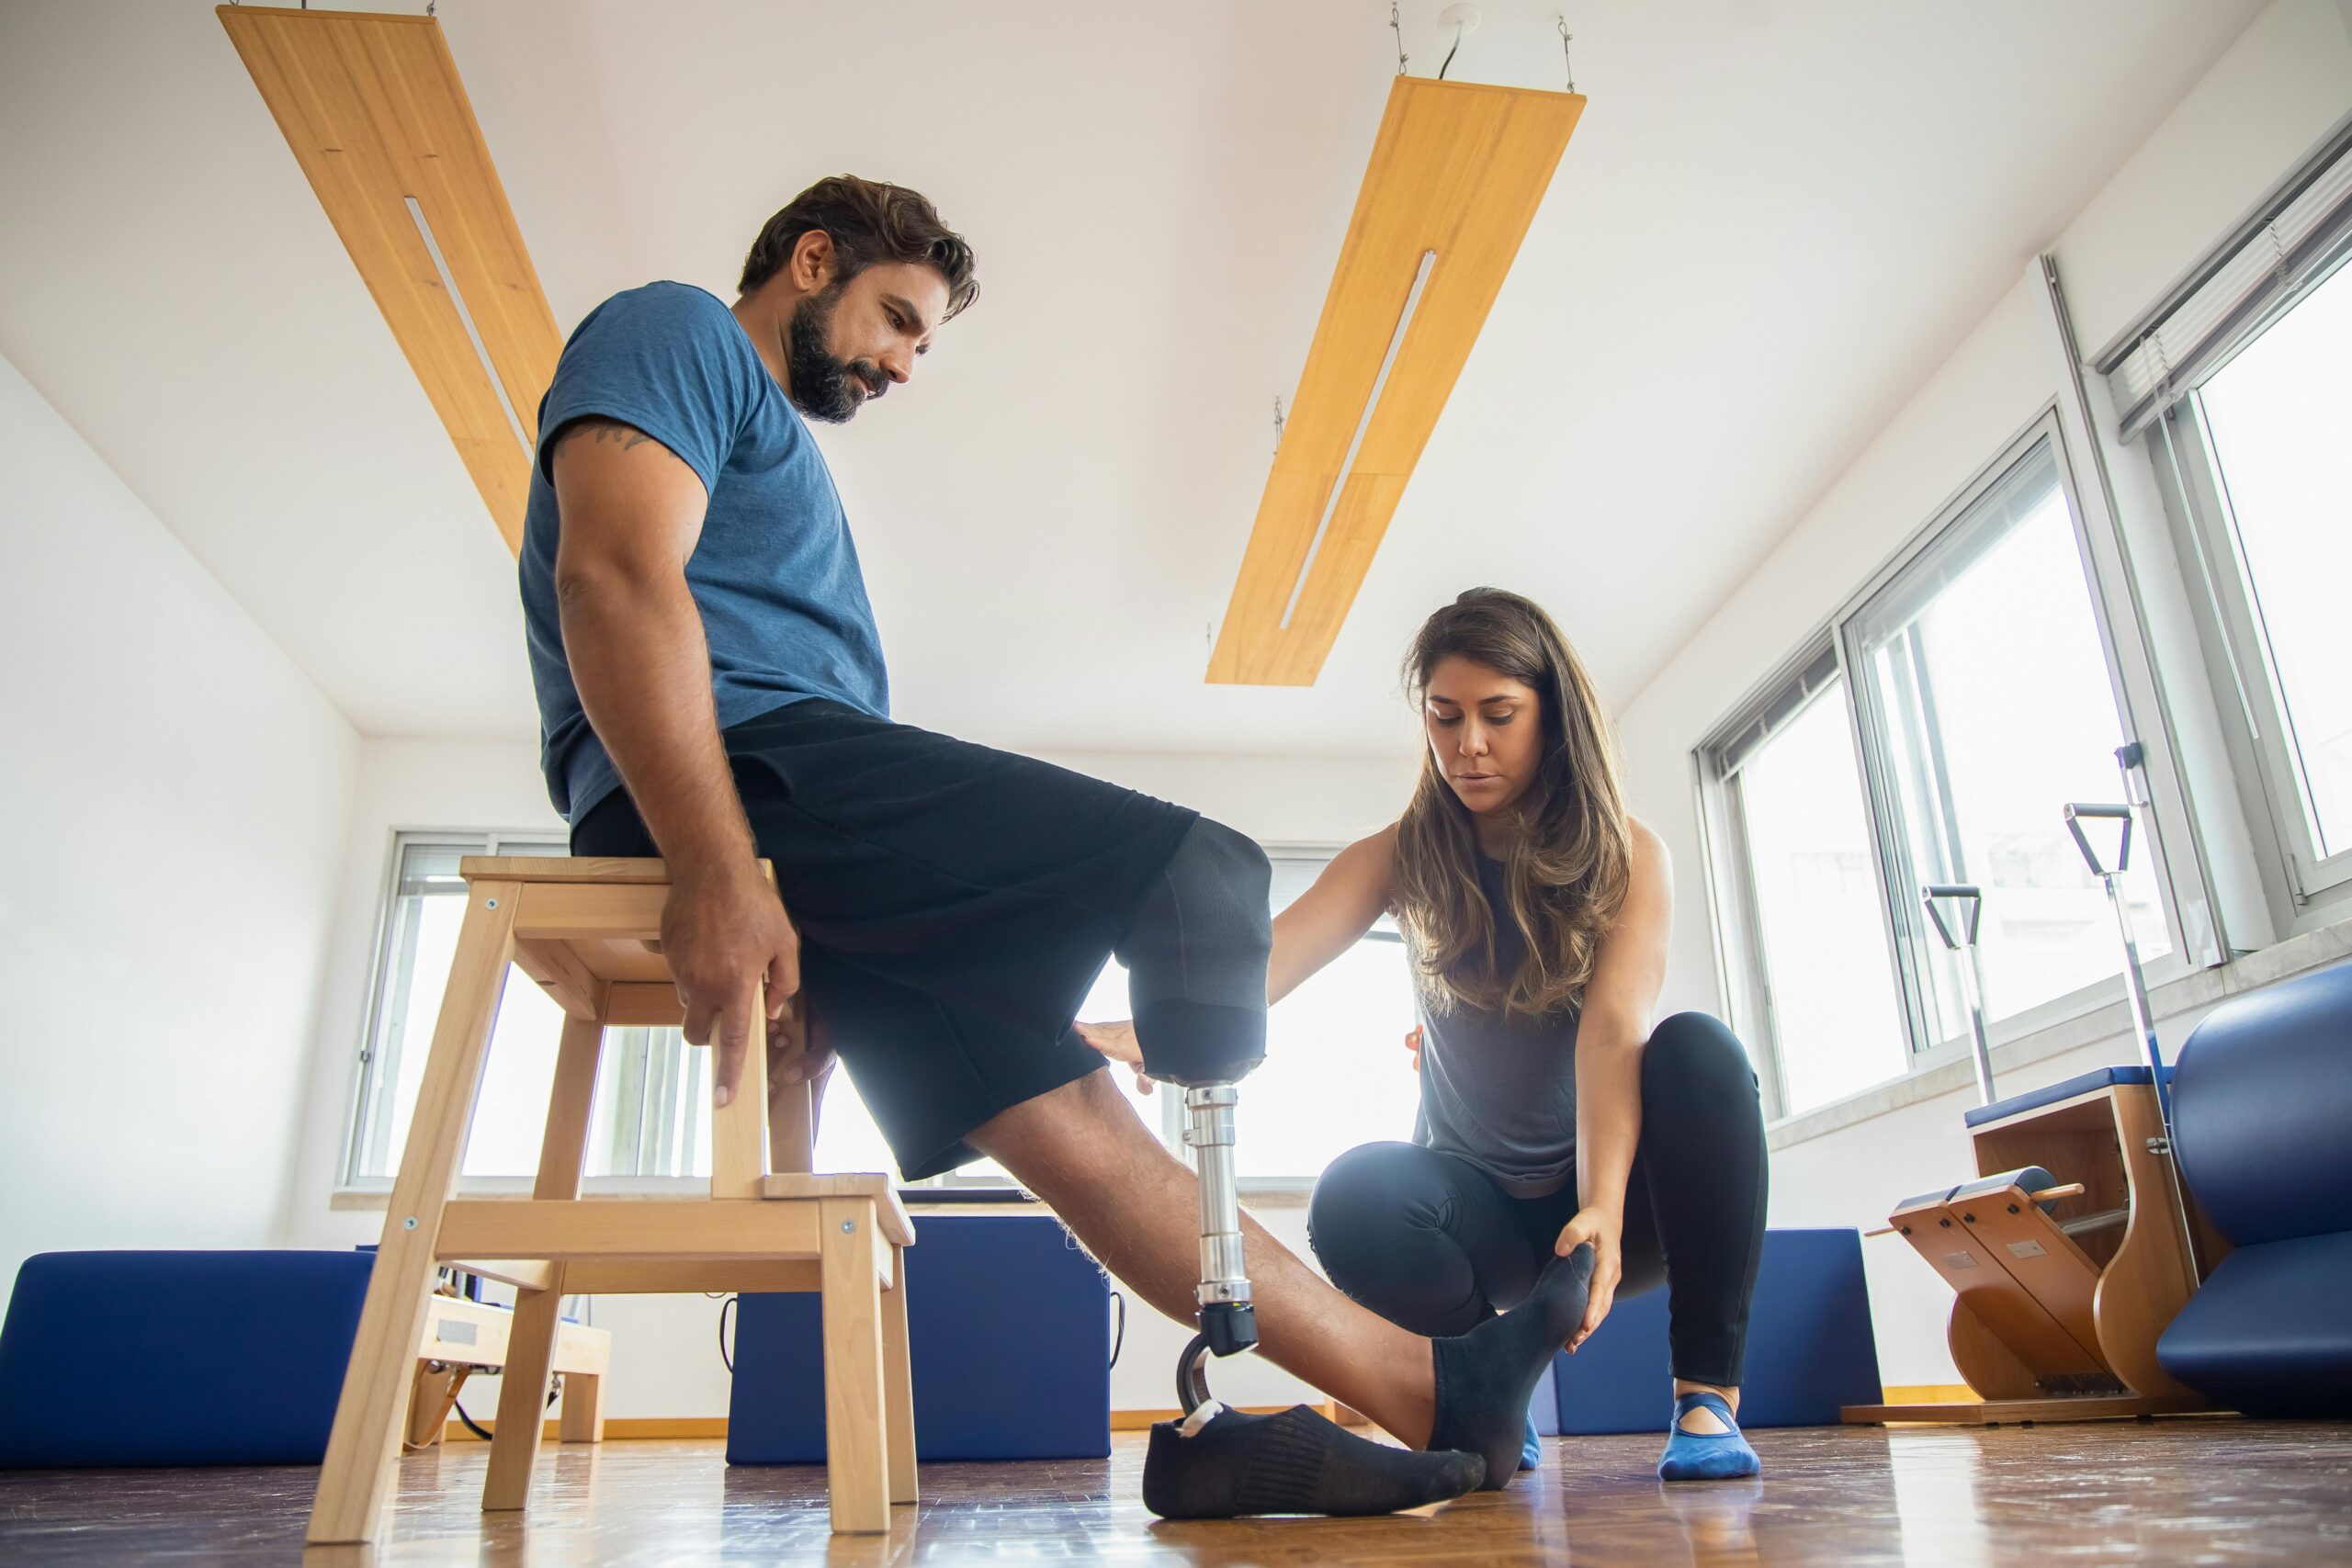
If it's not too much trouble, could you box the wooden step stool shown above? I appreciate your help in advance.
[307,856,917,1543]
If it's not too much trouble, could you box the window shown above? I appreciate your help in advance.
[346,835,570,1184]
[346,837,1419,1190]
[1705,653,1907,1118]
[2098,124,2352,919]
[1847,435,2170,1050]
[1699,421,2186,1121]
[2165,252,2352,899]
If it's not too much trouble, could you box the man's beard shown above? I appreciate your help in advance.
[786,285,887,423]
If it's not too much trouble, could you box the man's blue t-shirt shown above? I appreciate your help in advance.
[519,282,890,823]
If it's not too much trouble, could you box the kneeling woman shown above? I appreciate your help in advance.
[1089,588,1769,1481]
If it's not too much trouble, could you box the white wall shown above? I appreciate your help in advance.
[0,348,358,1314]
[1615,0,2352,1386]
[282,737,1419,1418]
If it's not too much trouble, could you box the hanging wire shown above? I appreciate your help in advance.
[1556,15,1577,93]
[1272,395,1287,455]
[1391,2,1408,75]
[1439,24,1462,80]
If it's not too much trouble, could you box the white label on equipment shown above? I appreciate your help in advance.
[2007,1239,2048,1259]
[439,1320,479,1345]
[1942,1252,1977,1269]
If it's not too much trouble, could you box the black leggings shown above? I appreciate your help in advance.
[1306,1012,1768,1387]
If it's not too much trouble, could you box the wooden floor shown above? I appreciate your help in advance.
[3,1422,2349,1565]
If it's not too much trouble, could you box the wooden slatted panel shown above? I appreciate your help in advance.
[1209,78,1583,686]
[217,5,561,555]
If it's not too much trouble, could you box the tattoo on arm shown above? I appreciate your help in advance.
[554,417,660,458]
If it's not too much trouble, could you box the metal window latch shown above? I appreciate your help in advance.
[2146,1135,2171,1156]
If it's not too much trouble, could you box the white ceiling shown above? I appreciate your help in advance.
[0,0,2263,759]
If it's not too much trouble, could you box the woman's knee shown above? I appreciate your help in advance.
[1308,1141,1439,1278]
[1641,1012,1760,1104]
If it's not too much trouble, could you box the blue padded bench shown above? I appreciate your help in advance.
[1551,1227,1879,1434]
[0,1251,374,1468]
[2157,962,2352,1417]
[729,1213,1111,1463]
[1962,1064,2171,1128]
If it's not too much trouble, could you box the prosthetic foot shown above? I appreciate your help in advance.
[1139,1079,1484,1519]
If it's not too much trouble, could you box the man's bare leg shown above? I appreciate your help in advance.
[968,1067,1438,1446]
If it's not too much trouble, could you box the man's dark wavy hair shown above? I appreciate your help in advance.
[739,175,978,318]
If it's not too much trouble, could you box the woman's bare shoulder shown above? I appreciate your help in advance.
[1326,821,1402,903]
[1625,815,1670,878]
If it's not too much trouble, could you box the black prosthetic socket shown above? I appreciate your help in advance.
[1143,1406,1484,1519]
[1428,1245,1596,1489]
[1120,819,1272,1088]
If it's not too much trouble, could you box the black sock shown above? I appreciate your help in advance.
[1428,1244,1594,1489]
[1142,1405,1485,1519]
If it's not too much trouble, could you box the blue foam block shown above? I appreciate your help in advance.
[729,1213,1111,1463]
[1553,1228,1879,1434]
[2158,1231,2352,1416]
[0,1251,374,1468]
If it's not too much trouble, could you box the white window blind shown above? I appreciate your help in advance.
[1714,646,1844,780]
[2098,121,2352,440]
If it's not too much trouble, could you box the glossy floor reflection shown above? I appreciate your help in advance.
[3,1421,2349,1565]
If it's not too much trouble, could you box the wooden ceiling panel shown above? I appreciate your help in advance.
[1208,77,1583,686]
[218,5,560,555]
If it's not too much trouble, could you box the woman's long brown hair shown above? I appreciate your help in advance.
[1393,588,1633,1021]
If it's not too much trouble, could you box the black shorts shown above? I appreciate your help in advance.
[570,700,1200,1179]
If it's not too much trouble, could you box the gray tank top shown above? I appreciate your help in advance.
[1412,853,1581,1200]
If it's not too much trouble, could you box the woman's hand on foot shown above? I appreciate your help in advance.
[1075,1019,1152,1095]
[1554,1205,1623,1351]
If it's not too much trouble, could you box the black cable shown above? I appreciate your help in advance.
[1108,1291,1126,1369]
[1439,36,1459,79]
[451,1373,560,1443]
[718,1294,737,1373]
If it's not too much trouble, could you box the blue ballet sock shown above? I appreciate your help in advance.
[1657,1391,1759,1482]
[1518,1413,1542,1472]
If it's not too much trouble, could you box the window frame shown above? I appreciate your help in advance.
[2143,243,2352,917]
[1840,417,2196,1062]
[1696,410,2204,1124]
[1690,641,1883,1125]
[341,829,570,1190]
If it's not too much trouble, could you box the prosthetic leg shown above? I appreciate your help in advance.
[1174,1082,1255,1421]
[1121,821,1485,1516]
[1133,1042,1486,1518]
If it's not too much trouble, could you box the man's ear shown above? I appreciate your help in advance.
[789,230,837,293]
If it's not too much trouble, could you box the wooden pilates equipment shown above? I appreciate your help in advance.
[307,856,915,1543]
[403,1290,612,1450]
[1841,1077,2229,1426]
[1208,75,1583,686]
[217,5,560,556]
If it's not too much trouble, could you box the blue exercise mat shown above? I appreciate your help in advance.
[0,1250,374,1468]
[729,1213,1112,1463]
[1552,1227,1879,1433]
